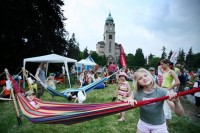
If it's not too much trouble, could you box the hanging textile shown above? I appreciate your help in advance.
[119,44,127,67]
[9,74,200,125]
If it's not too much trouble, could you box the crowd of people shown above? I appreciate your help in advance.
[14,60,200,132]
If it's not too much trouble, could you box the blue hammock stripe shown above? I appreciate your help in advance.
[47,77,108,98]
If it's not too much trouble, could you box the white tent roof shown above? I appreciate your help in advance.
[24,54,77,63]
[23,54,77,88]
[77,59,96,66]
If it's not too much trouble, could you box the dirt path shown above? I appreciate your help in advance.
[180,96,200,123]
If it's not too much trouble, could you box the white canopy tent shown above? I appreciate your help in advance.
[77,59,96,66]
[23,54,77,88]
[77,59,96,72]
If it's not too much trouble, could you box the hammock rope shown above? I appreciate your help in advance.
[12,69,23,80]
[0,71,5,77]
[9,72,200,125]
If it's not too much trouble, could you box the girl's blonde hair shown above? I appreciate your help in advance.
[133,68,159,93]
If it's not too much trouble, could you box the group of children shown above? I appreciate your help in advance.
[24,59,200,132]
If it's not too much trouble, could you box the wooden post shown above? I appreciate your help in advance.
[4,68,22,125]
[10,88,22,125]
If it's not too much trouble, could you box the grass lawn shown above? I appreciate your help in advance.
[0,81,200,133]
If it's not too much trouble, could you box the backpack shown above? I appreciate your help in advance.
[193,80,200,88]
[194,80,200,97]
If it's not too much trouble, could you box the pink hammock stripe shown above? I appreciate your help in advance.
[10,75,200,125]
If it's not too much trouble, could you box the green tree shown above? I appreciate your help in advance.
[192,53,200,70]
[90,52,107,67]
[161,46,167,59]
[168,50,173,59]
[126,53,135,69]
[185,47,193,69]
[148,53,154,65]
[101,54,108,66]
[149,57,160,69]
[148,53,160,68]
[83,47,89,59]
[134,48,145,68]
[90,52,99,64]
[98,54,107,67]
[67,33,80,60]
[177,49,185,66]
[0,0,67,73]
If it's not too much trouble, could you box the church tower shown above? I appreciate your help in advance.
[104,12,116,63]
[96,12,120,64]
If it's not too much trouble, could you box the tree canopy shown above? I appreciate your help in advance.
[0,0,199,74]
[0,0,69,73]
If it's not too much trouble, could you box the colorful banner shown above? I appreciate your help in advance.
[170,50,178,65]
[119,44,127,67]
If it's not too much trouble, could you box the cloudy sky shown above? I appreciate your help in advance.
[63,0,200,57]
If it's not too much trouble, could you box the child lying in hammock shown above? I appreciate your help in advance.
[46,76,76,102]
[25,90,40,109]
[46,76,57,90]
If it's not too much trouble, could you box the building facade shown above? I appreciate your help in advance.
[96,12,120,64]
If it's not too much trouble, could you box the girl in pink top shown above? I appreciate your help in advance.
[113,72,131,121]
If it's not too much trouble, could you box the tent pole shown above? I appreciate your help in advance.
[64,62,71,88]
[23,60,26,88]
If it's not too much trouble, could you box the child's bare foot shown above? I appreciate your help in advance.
[118,117,125,122]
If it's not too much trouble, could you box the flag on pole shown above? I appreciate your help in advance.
[86,55,95,62]
[170,50,178,65]
[119,44,127,67]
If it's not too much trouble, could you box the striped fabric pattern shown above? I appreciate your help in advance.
[10,75,200,125]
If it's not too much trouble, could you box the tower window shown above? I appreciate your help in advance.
[109,42,111,53]
[109,35,112,39]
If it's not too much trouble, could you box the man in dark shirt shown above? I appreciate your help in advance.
[178,68,187,92]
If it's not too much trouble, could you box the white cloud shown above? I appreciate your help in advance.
[63,0,200,57]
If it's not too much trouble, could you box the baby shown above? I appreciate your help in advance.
[25,90,40,109]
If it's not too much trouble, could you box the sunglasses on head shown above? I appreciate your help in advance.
[28,94,34,96]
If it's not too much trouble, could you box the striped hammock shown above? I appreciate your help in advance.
[10,75,200,125]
